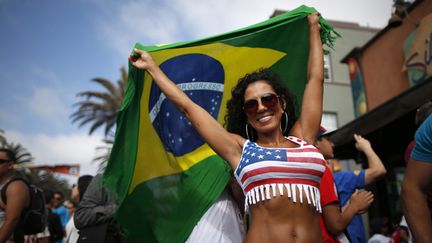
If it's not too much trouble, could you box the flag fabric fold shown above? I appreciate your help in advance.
[104,5,339,242]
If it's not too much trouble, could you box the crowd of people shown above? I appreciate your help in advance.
[0,12,430,243]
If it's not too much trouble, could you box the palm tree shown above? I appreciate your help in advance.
[0,129,34,164]
[72,67,127,169]
[0,129,6,145]
[71,67,127,137]
[5,142,34,164]
[15,169,70,197]
[93,137,114,172]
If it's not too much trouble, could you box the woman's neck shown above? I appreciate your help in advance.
[256,131,287,147]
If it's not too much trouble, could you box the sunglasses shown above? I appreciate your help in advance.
[243,93,280,115]
[0,159,11,164]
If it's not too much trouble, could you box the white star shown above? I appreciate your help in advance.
[251,153,256,157]
[166,112,170,117]
[178,138,183,142]
[258,148,264,152]
[266,151,272,155]
[275,155,281,159]
[258,155,264,159]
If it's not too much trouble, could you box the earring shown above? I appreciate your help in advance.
[245,124,253,141]
[280,112,289,133]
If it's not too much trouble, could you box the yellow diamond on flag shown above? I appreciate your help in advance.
[131,42,285,190]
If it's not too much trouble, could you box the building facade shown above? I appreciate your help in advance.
[331,0,432,228]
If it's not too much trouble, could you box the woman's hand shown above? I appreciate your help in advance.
[128,48,156,71]
[307,12,320,27]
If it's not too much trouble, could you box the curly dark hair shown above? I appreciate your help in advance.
[224,68,298,141]
[0,148,16,163]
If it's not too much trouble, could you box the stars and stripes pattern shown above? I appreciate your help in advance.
[234,136,326,212]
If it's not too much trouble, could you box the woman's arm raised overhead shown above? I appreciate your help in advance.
[292,13,324,144]
[129,49,244,167]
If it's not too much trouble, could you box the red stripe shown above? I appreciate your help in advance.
[286,147,320,153]
[286,156,325,164]
[241,166,323,183]
[244,178,319,192]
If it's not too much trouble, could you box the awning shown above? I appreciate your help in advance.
[328,78,432,159]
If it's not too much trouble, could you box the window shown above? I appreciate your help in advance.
[321,112,338,132]
[324,54,332,83]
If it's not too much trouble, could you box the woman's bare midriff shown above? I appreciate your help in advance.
[244,189,322,243]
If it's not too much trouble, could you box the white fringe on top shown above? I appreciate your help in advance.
[244,183,322,213]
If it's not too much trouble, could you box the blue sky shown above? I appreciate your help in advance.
[0,0,395,182]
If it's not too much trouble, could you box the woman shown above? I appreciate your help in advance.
[130,13,324,243]
[65,175,93,243]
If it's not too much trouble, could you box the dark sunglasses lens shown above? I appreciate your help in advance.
[0,159,10,164]
[243,100,258,114]
[261,94,278,108]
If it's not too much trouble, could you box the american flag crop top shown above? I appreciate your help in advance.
[234,136,326,212]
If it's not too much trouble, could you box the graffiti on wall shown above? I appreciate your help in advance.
[347,57,367,118]
[404,13,432,86]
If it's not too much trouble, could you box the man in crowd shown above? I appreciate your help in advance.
[315,133,386,243]
[0,148,30,243]
[52,191,69,228]
[402,114,432,243]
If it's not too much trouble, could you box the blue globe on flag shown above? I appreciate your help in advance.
[149,54,225,156]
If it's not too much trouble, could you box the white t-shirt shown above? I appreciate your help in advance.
[368,234,390,243]
[186,189,245,243]
[64,215,79,243]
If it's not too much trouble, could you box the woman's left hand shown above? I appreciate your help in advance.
[307,12,320,27]
[128,48,156,71]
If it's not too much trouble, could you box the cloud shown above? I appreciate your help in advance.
[21,87,70,124]
[5,130,104,178]
[30,66,60,84]
[96,0,185,58]
[95,0,393,58]
[94,0,290,57]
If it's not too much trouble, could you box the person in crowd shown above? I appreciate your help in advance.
[64,200,78,243]
[401,114,432,243]
[403,101,432,224]
[52,191,70,230]
[315,134,387,243]
[315,128,374,242]
[130,12,326,242]
[43,190,65,243]
[65,175,93,243]
[75,173,137,242]
[396,216,412,243]
[367,217,390,243]
[0,148,30,243]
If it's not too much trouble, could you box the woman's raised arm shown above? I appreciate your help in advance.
[129,49,244,167]
[295,13,324,144]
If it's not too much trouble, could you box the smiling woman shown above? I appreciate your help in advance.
[129,12,325,243]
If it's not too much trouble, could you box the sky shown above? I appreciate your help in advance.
[0,0,396,184]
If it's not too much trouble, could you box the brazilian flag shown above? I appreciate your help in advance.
[104,5,339,242]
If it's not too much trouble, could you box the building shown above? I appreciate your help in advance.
[271,10,380,132]
[330,0,432,225]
